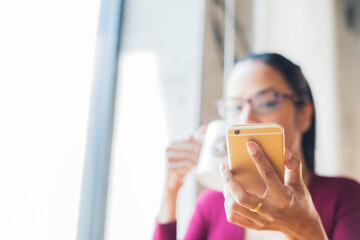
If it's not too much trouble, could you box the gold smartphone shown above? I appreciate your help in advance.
[225,123,285,195]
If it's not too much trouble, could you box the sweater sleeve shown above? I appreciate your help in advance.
[153,221,177,240]
[182,190,209,240]
[153,190,211,240]
[331,179,360,240]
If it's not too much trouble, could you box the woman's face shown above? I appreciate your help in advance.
[225,60,311,153]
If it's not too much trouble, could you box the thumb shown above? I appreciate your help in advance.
[191,124,207,143]
[284,149,303,188]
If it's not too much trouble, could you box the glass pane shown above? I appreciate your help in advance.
[0,1,100,239]
[105,0,205,239]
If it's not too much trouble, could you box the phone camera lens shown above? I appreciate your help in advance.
[234,129,240,134]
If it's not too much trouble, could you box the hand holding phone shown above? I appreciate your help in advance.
[225,123,285,196]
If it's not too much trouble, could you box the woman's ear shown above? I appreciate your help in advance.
[297,102,313,133]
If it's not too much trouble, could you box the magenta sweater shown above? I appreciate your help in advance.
[153,174,360,240]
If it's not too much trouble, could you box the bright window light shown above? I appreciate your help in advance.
[105,51,168,240]
[0,1,100,239]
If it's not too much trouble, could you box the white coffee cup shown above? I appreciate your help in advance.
[196,119,228,191]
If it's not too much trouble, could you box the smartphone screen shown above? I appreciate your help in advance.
[226,123,285,196]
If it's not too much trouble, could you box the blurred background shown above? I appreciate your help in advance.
[0,0,359,239]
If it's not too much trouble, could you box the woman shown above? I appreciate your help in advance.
[153,53,360,239]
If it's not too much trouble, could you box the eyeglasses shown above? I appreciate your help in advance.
[216,89,302,119]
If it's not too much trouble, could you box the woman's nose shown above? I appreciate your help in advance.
[236,104,259,124]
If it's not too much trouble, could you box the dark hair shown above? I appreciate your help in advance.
[240,53,316,171]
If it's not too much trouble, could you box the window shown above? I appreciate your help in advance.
[105,0,205,239]
[0,1,100,239]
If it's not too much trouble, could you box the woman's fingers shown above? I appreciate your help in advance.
[284,148,303,189]
[224,201,266,230]
[166,137,202,166]
[192,124,207,142]
[220,163,260,210]
[167,142,200,155]
[166,151,195,170]
[166,151,197,163]
[164,131,205,193]
[223,186,269,227]
[246,141,284,194]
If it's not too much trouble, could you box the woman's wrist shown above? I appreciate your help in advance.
[303,214,328,240]
[157,189,178,223]
[284,213,328,240]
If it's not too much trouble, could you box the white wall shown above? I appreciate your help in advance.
[253,0,338,176]
[334,0,360,179]
[253,0,360,180]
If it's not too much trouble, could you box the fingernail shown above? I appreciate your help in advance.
[222,163,226,172]
[246,142,257,156]
[285,149,293,160]
[219,162,227,174]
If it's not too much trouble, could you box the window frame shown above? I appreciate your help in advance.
[76,0,124,239]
